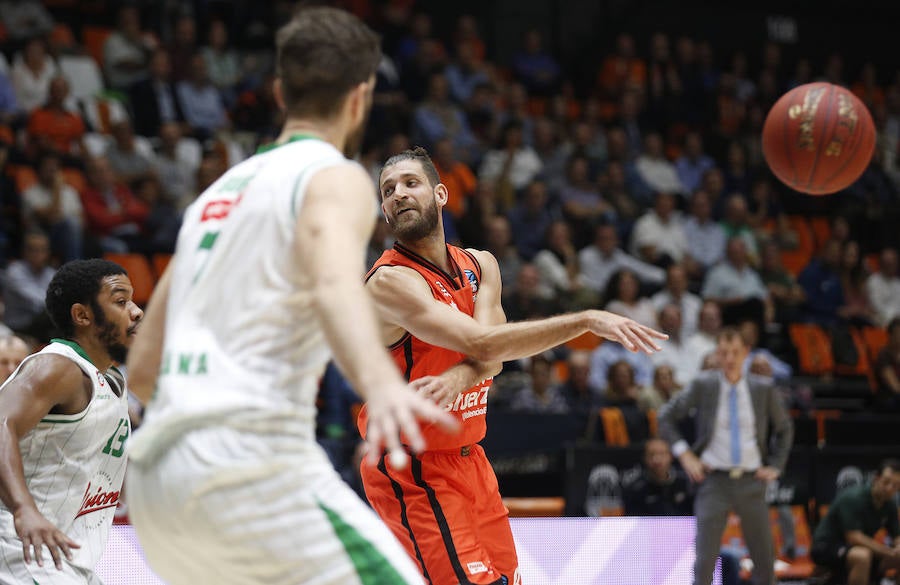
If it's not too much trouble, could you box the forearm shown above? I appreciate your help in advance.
[0,424,37,514]
[847,531,894,557]
[471,311,592,362]
[125,268,170,404]
[314,277,405,399]
[439,358,502,392]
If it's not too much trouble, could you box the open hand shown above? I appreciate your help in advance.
[589,310,667,353]
[14,506,80,570]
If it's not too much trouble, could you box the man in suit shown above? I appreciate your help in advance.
[659,327,794,585]
[128,48,185,138]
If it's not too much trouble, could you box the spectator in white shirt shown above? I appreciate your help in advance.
[634,131,685,196]
[10,37,58,113]
[683,189,727,280]
[649,303,693,386]
[866,247,900,327]
[579,222,665,294]
[478,119,543,201]
[21,151,83,263]
[652,263,702,339]
[683,300,723,385]
[702,237,771,327]
[630,191,689,266]
[604,269,658,328]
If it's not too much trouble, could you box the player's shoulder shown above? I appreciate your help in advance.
[7,351,85,393]
[463,248,499,275]
[366,263,424,289]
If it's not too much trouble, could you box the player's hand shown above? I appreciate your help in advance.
[588,310,667,353]
[410,375,460,408]
[678,451,706,484]
[365,382,460,469]
[13,506,80,570]
[755,466,780,482]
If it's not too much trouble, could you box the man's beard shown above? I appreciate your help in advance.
[92,300,128,363]
[392,198,440,242]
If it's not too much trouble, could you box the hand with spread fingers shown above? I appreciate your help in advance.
[14,506,80,570]
[588,310,668,353]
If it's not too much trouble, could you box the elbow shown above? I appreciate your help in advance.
[467,333,500,363]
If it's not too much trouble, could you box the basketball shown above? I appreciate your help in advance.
[761,82,876,195]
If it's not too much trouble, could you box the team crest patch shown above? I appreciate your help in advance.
[463,268,479,299]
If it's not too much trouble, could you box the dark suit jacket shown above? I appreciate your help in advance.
[129,78,185,137]
[658,370,794,472]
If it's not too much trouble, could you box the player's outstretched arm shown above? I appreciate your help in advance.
[298,164,458,466]
[0,356,82,568]
[368,251,667,364]
[125,264,171,405]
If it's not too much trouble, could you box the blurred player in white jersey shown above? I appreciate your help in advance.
[123,7,456,585]
[0,258,142,584]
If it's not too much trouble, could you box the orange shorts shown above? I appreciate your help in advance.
[360,444,521,585]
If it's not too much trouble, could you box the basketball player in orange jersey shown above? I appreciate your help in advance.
[359,147,667,585]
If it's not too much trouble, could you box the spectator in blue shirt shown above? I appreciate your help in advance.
[797,238,845,326]
[511,29,561,97]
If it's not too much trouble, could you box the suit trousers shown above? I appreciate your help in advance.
[693,471,774,585]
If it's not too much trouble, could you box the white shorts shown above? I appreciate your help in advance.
[0,540,102,585]
[125,427,424,585]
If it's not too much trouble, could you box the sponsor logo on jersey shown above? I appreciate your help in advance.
[466,561,488,575]
[434,280,458,310]
[76,471,120,528]
[447,383,491,417]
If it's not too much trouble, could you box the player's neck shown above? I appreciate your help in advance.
[277,119,345,152]
[70,335,115,371]
[399,233,451,273]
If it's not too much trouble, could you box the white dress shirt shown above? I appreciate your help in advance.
[700,375,762,472]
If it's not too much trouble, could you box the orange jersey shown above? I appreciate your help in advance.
[357,243,492,449]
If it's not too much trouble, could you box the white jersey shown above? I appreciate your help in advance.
[130,137,358,462]
[0,340,131,573]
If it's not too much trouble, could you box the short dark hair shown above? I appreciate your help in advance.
[45,259,127,337]
[716,326,748,346]
[381,146,441,188]
[275,7,381,119]
[877,458,900,476]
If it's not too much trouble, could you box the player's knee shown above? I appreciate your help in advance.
[846,545,873,569]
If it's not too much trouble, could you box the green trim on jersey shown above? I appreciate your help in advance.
[318,501,407,585]
[40,409,91,424]
[50,338,95,367]
[255,133,323,154]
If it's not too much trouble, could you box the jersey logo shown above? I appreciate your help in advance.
[435,280,458,310]
[463,268,479,300]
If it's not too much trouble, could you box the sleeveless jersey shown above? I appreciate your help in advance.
[357,243,492,450]
[129,136,356,463]
[0,340,130,570]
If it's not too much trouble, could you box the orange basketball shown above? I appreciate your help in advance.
[762,82,876,195]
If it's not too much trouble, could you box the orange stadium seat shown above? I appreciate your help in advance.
[566,332,602,352]
[152,253,173,278]
[502,497,565,518]
[834,326,871,380]
[599,407,630,446]
[103,253,156,305]
[862,325,889,364]
[788,323,834,376]
[807,216,831,249]
[81,26,112,69]
[780,215,815,276]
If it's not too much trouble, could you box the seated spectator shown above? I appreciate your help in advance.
[507,179,557,261]
[2,231,55,339]
[652,264,702,339]
[0,1,53,43]
[737,319,792,383]
[622,438,693,516]
[811,459,900,585]
[866,247,900,327]
[719,194,759,265]
[129,49,186,138]
[559,350,601,418]
[176,53,230,140]
[26,76,85,161]
[201,19,242,107]
[478,119,542,207]
[601,160,643,239]
[634,131,685,196]
[579,223,665,295]
[675,131,716,194]
[230,72,281,139]
[483,215,523,287]
[0,334,31,384]
[106,119,155,190]
[80,155,149,253]
[10,37,58,114]
[874,317,900,411]
[604,269,658,328]
[533,220,598,311]
[684,190,727,280]
[103,4,155,92]
[839,240,876,326]
[21,150,84,263]
[0,71,21,126]
[747,177,796,249]
[798,238,845,326]
[444,41,490,105]
[412,72,478,163]
[501,263,559,322]
[638,364,683,413]
[595,359,649,441]
[701,236,770,328]
[511,28,561,97]
[595,33,646,105]
[152,122,197,207]
[649,304,692,386]
[167,13,198,84]
[532,118,568,193]
[133,175,181,255]
[630,191,688,267]
[510,353,570,414]
[759,240,805,325]
[432,137,477,220]
[721,141,754,201]
[589,341,654,392]
[558,153,615,246]
[683,301,723,384]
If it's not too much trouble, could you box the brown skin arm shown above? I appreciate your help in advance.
[0,354,87,568]
[125,264,171,405]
